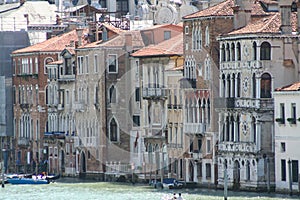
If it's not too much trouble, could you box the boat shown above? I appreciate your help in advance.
[7,177,49,185]
[45,174,60,182]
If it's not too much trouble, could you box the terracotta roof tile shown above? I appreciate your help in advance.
[80,30,145,49]
[228,12,298,35]
[275,82,300,91]
[12,29,89,54]
[131,33,183,57]
[183,0,267,19]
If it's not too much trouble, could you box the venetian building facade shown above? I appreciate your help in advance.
[216,0,300,191]
[131,25,182,180]
[44,46,77,176]
[274,82,300,193]
[75,30,145,179]
[11,29,89,174]
[181,0,237,185]
[166,61,186,181]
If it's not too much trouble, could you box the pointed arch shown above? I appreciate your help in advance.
[109,117,119,142]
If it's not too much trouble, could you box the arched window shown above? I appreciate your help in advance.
[226,43,230,61]
[45,86,49,104]
[230,115,234,141]
[231,43,235,61]
[207,99,210,125]
[109,118,118,142]
[205,26,210,46]
[227,74,231,97]
[252,42,257,60]
[236,115,240,142]
[237,73,241,97]
[222,74,226,97]
[252,73,256,98]
[221,44,226,62]
[109,85,116,103]
[260,42,271,60]
[246,161,250,181]
[260,73,271,98]
[236,42,241,61]
[252,116,256,143]
[232,74,236,97]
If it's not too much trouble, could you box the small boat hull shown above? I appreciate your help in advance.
[7,178,49,185]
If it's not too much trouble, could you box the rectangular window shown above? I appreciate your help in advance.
[281,159,286,181]
[280,103,285,123]
[164,31,171,40]
[13,60,16,76]
[29,58,33,74]
[35,57,38,74]
[185,26,189,34]
[206,163,211,178]
[292,160,299,183]
[85,55,89,74]
[77,56,83,74]
[66,143,70,154]
[108,54,118,73]
[291,103,296,121]
[198,138,202,152]
[94,54,98,73]
[206,139,211,153]
[280,142,286,152]
[133,115,140,127]
[135,87,140,102]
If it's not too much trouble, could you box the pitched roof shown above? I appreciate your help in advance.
[12,29,89,54]
[227,12,298,35]
[183,0,267,19]
[81,30,145,49]
[131,33,183,57]
[275,82,300,91]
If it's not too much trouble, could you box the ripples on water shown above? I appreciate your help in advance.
[0,178,299,200]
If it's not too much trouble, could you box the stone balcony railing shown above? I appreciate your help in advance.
[105,161,131,174]
[215,97,273,110]
[183,123,206,134]
[74,101,86,112]
[218,142,257,153]
[17,137,30,146]
[142,87,169,99]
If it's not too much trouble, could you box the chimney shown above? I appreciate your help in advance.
[279,0,293,34]
[125,33,132,52]
[233,0,252,30]
[76,28,83,46]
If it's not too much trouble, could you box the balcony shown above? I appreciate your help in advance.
[58,74,75,82]
[142,88,169,100]
[105,161,131,174]
[18,137,30,146]
[218,142,257,154]
[183,123,206,134]
[214,98,235,109]
[20,103,30,110]
[57,104,64,110]
[215,97,273,110]
[192,151,203,160]
[74,102,86,112]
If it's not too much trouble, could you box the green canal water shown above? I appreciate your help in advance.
[0,178,299,200]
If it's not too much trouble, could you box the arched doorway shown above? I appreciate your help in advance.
[80,151,86,173]
[233,160,240,190]
[60,150,65,174]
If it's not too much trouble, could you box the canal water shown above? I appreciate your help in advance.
[0,178,299,200]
